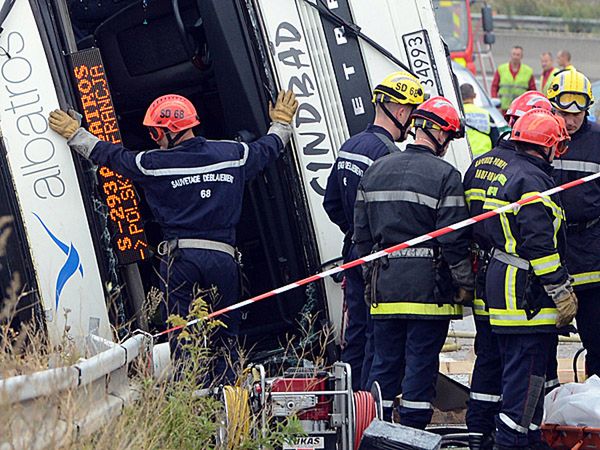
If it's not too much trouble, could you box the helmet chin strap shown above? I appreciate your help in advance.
[166,130,188,149]
[531,145,553,164]
[380,103,411,142]
[422,127,451,156]
[498,129,511,143]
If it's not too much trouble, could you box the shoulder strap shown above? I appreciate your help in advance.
[373,132,399,154]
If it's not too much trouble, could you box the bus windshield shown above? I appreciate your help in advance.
[433,0,469,53]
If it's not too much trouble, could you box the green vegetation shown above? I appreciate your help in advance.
[1,241,306,450]
[489,0,600,20]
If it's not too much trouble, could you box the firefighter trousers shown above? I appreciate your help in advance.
[160,248,241,384]
[495,333,555,448]
[467,322,560,442]
[366,318,449,428]
[466,318,502,439]
[341,245,374,391]
[575,286,600,377]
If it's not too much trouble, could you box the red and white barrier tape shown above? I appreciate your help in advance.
[155,170,600,338]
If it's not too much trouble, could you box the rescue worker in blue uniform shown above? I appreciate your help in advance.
[483,108,577,450]
[48,91,298,381]
[355,96,474,427]
[548,70,600,378]
[323,71,425,391]
[463,92,554,450]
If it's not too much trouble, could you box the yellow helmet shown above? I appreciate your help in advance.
[547,70,594,113]
[372,71,426,106]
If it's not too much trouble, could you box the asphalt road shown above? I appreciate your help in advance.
[489,30,600,82]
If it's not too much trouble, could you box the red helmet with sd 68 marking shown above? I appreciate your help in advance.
[143,94,200,144]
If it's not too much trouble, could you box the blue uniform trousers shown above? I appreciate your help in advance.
[495,333,555,448]
[366,318,449,428]
[160,248,240,384]
[466,319,502,438]
[341,246,373,391]
[575,287,600,377]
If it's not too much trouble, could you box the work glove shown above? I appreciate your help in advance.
[545,281,578,328]
[453,287,474,305]
[269,90,298,125]
[49,109,81,139]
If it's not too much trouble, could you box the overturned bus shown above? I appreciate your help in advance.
[0,0,472,359]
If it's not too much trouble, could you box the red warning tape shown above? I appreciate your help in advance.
[154,170,600,338]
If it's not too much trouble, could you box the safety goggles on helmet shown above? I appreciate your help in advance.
[550,91,592,113]
[147,126,164,143]
[512,109,570,162]
[555,139,570,157]
[547,70,594,113]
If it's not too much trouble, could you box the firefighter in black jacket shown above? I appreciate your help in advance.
[463,92,554,450]
[355,96,474,428]
[548,70,600,377]
[323,71,425,391]
[483,108,576,450]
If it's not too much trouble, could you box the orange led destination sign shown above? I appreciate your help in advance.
[70,49,149,265]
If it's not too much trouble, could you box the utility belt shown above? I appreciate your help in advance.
[365,244,438,308]
[388,247,434,259]
[566,216,600,233]
[471,243,489,261]
[157,238,240,262]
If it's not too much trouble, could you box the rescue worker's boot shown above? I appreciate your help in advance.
[469,433,495,450]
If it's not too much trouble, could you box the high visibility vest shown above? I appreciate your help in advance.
[497,63,533,111]
[540,68,559,96]
[463,103,492,157]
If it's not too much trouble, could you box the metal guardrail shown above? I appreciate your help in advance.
[0,333,158,450]
[472,13,600,34]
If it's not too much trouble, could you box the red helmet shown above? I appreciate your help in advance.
[143,94,200,143]
[411,96,464,137]
[505,91,552,124]
[511,109,570,154]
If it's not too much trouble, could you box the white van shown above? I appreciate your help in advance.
[0,0,472,355]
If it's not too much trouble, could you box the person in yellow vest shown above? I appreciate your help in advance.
[461,83,494,157]
[491,46,536,113]
[557,50,576,71]
[540,52,559,95]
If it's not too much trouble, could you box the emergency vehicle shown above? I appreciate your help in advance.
[0,0,471,359]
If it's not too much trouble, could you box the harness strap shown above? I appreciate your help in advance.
[492,248,530,270]
[373,132,399,154]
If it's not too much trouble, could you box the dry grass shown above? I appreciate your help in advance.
[0,211,333,449]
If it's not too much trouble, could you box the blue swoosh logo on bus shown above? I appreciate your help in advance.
[33,213,84,310]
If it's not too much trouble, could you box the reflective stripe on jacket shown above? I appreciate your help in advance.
[552,120,600,289]
[464,103,493,157]
[483,152,568,333]
[463,139,516,319]
[323,125,396,235]
[497,63,533,111]
[354,144,471,320]
[91,134,283,244]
